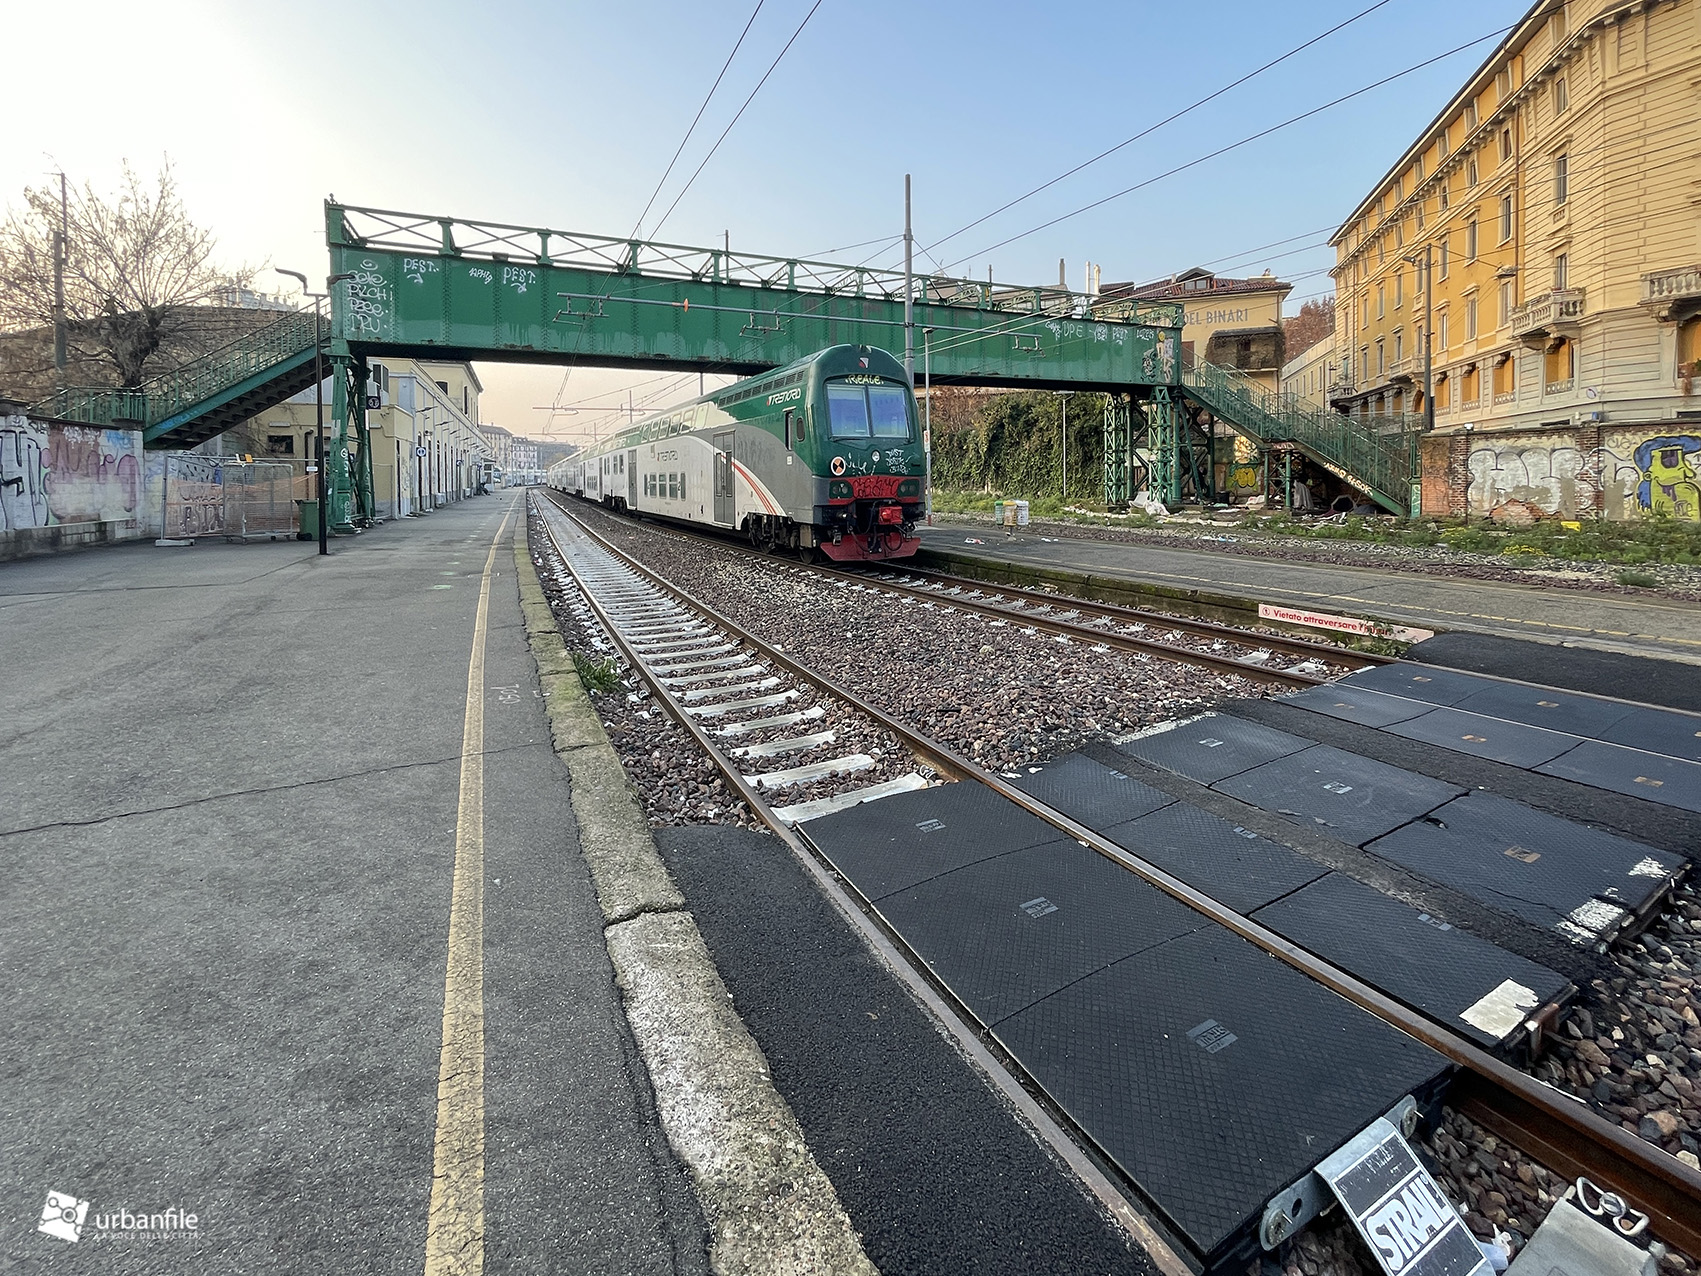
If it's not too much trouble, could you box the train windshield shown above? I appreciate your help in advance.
[826,379,913,441]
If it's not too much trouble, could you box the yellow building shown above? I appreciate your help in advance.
[1099,268,1293,393]
[1330,0,1701,521]
[1281,335,1338,412]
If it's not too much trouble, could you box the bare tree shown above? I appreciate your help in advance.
[0,160,252,392]
[1281,297,1336,361]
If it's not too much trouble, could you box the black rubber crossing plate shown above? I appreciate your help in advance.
[800,782,1062,900]
[1536,740,1701,814]
[1447,679,1637,739]
[873,839,1208,1025]
[1213,745,1465,845]
[1006,752,1173,832]
[1114,715,1311,785]
[1384,706,1582,769]
[1104,801,1328,914]
[995,927,1446,1264]
[1251,872,1571,1049]
[1597,707,1701,766]
[1341,663,1488,707]
[1365,793,1685,939]
[1282,684,1433,729]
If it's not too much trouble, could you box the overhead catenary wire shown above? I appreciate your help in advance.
[629,0,767,240]
[648,0,828,241]
[914,0,1397,263]
[951,26,1528,271]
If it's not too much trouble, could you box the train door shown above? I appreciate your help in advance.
[627,450,638,507]
[713,429,735,525]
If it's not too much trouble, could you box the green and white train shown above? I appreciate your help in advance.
[546,345,925,561]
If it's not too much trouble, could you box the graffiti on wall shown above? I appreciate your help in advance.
[1632,435,1701,520]
[1,413,141,532]
[163,456,224,538]
[1465,429,1701,523]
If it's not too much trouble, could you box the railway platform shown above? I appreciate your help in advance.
[916,521,1701,666]
[0,491,1157,1275]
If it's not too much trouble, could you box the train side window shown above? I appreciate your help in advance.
[784,408,794,448]
[795,408,805,440]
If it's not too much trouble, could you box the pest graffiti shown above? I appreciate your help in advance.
[1,414,141,532]
[1634,435,1701,520]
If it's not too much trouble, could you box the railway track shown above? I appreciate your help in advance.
[551,492,1366,689]
[528,492,1701,1264]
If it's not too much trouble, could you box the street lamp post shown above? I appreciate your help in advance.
[922,327,934,525]
[275,269,355,555]
[1403,246,1436,436]
[1054,391,1075,502]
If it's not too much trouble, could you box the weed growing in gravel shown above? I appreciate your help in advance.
[1616,569,1660,588]
[572,651,621,694]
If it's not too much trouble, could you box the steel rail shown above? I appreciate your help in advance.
[859,559,1392,669]
[540,495,1701,1259]
[549,493,1338,689]
[526,496,1194,1273]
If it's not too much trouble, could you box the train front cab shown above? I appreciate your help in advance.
[811,371,923,562]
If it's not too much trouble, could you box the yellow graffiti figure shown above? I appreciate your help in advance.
[1642,443,1701,520]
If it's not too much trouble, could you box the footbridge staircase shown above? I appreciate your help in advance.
[29,309,325,451]
[1179,360,1422,515]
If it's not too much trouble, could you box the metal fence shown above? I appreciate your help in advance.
[160,457,301,541]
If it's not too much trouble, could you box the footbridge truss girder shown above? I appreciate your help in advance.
[325,203,1182,392]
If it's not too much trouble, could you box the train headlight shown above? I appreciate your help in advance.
[897,478,921,497]
[828,479,854,501]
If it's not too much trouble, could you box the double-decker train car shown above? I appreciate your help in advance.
[546,345,924,561]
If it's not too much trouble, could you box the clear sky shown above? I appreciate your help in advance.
[5,0,1531,441]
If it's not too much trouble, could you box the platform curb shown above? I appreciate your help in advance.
[512,517,878,1276]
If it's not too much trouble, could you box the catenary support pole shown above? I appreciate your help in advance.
[903,174,914,387]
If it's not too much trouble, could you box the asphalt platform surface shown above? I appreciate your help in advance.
[920,523,1701,664]
[0,493,708,1275]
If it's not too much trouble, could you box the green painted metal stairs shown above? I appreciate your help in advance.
[1181,359,1422,514]
[29,310,325,450]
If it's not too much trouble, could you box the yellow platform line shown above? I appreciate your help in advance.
[424,505,514,1276]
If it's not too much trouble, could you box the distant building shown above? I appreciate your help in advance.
[1330,0,1701,521]
[1098,267,1293,393]
[1281,335,1338,412]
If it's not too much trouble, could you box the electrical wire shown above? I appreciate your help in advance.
[917,0,1397,262]
[648,0,828,240]
[953,29,1522,270]
[629,0,767,240]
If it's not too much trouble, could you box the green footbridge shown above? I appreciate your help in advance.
[28,200,1418,521]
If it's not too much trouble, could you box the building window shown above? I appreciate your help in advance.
[462,387,470,414]
[1553,252,1568,290]
[1500,127,1513,161]
[1361,296,1369,327]
[1394,177,1404,201]
[1378,239,1386,266]
[1494,356,1515,398]
[1555,153,1569,204]
[1467,156,1478,187]
[1439,239,1449,279]
[1438,125,1450,158]
[1499,195,1514,242]
[1377,284,1386,318]
[1415,155,1425,181]
[1394,330,1404,362]
[1417,204,1425,231]
[1545,338,1575,387]
[1466,97,1479,129]
[1436,372,1451,409]
[1499,280,1515,327]
[1496,67,1513,103]
[1377,340,1385,374]
[1438,310,1450,350]
[1395,220,1404,247]
[1439,182,1450,211]
[1360,345,1370,377]
[1466,295,1478,339]
[1462,365,1480,403]
[1467,219,1478,261]
[1395,271,1404,309]
[1554,77,1568,115]
[266,434,295,456]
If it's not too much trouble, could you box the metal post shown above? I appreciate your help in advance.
[53,172,67,388]
[1422,243,1435,436]
[903,174,914,387]
[314,295,327,555]
[923,327,933,525]
[1054,391,1074,501]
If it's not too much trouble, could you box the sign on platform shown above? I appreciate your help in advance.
[1258,603,1434,644]
[1317,1117,1490,1276]
[415,445,429,458]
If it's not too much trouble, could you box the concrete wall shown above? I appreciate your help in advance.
[1,410,146,559]
[1420,422,1701,522]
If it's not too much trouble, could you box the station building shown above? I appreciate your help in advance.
[1329,0,1701,522]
